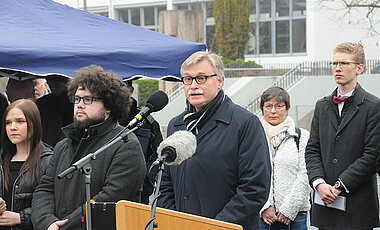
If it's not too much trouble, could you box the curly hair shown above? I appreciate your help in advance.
[334,42,365,65]
[68,65,131,120]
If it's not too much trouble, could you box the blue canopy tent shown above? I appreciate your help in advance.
[0,0,206,81]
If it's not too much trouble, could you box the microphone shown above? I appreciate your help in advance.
[156,130,197,165]
[127,90,168,128]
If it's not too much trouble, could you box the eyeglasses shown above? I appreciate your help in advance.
[264,104,286,111]
[69,96,103,105]
[181,74,217,85]
[330,61,360,68]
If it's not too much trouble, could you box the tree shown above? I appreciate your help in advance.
[213,0,250,60]
[135,79,159,109]
[318,0,380,35]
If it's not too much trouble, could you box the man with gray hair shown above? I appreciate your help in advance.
[158,51,271,230]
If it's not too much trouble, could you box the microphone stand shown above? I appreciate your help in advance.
[58,126,138,230]
[145,158,166,230]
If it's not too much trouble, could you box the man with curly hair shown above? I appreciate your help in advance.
[31,65,146,230]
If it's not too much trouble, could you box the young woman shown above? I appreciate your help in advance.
[0,99,52,230]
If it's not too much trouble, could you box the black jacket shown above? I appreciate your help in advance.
[118,98,163,204]
[305,84,380,229]
[0,144,52,230]
[36,93,73,148]
[31,118,146,230]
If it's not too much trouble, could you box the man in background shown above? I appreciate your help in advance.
[36,75,73,147]
[119,80,163,204]
[5,78,34,102]
[33,78,49,100]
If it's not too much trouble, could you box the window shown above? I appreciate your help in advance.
[131,8,140,26]
[249,0,257,19]
[292,19,306,52]
[118,9,128,23]
[276,20,290,53]
[245,0,306,56]
[259,0,271,18]
[112,0,306,57]
[276,0,289,17]
[245,23,257,54]
[293,0,306,16]
[144,7,155,26]
[259,22,272,54]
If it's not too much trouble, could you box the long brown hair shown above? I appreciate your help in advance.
[1,99,42,191]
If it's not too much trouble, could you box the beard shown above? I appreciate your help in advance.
[72,114,106,130]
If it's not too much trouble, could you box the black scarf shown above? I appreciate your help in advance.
[184,90,225,135]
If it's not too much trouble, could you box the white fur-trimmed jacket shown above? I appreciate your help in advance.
[260,117,311,221]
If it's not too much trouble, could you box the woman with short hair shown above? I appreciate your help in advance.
[259,86,311,230]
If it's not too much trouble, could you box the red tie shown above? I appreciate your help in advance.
[333,96,348,104]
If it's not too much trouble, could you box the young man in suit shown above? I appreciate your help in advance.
[305,42,380,229]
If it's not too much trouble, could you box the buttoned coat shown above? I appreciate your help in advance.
[31,118,146,230]
[158,96,271,230]
[305,84,380,229]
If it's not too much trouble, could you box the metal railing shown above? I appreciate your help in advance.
[166,82,183,102]
[245,59,380,114]
[166,59,380,104]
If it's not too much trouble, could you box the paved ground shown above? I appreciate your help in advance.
[308,175,380,229]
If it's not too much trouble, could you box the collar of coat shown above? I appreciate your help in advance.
[63,118,119,141]
[173,95,233,128]
[324,83,365,107]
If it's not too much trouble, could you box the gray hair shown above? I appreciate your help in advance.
[260,86,290,111]
[181,51,225,80]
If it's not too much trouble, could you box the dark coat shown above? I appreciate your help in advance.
[119,98,163,204]
[305,84,380,229]
[0,144,52,230]
[36,94,73,148]
[31,118,146,230]
[158,96,271,230]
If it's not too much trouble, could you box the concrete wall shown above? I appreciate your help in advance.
[287,74,380,130]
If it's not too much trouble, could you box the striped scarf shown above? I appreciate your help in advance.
[184,90,225,135]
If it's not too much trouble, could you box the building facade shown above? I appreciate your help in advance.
[55,0,380,64]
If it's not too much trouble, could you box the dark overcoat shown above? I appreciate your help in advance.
[158,96,271,230]
[305,84,380,229]
[31,118,146,230]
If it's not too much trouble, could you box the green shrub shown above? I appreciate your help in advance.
[223,59,262,68]
[135,79,159,109]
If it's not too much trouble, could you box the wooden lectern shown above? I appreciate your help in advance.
[115,200,243,230]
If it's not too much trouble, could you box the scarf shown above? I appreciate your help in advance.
[261,116,291,148]
[184,90,225,135]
